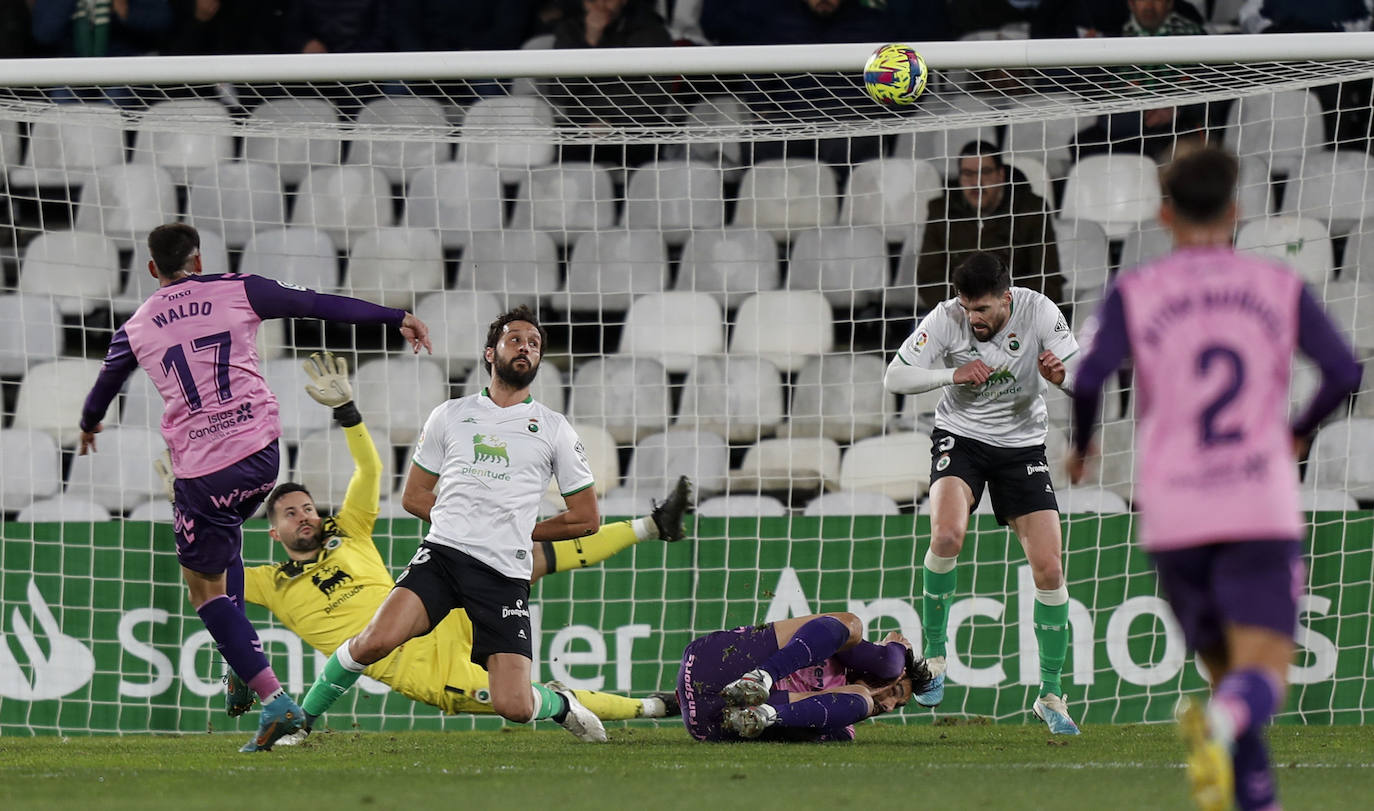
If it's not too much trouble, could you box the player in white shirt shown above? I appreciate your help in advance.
[300,305,608,742]
[884,251,1082,734]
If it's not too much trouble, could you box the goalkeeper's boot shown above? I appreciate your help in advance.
[1032,693,1082,736]
[274,712,317,747]
[722,703,778,740]
[239,693,304,753]
[721,668,773,707]
[547,682,608,743]
[223,668,254,717]
[647,690,682,718]
[1178,697,1233,811]
[913,655,946,708]
[651,475,693,542]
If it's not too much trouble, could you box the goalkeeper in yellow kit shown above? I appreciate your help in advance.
[205,352,691,738]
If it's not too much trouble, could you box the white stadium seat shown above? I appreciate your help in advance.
[1309,418,1374,501]
[622,160,725,246]
[1235,216,1332,287]
[344,227,445,310]
[1062,154,1162,238]
[553,229,668,314]
[458,96,556,182]
[19,231,120,316]
[696,494,788,517]
[733,437,842,494]
[295,428,396,512]
[617,291,725,373]
[454,229,560,310]
[1057,486,1130,514]
[244,97,342,186]
[64,426,165,513]
[623,429,730,499]
[461,365,566,413]
[733,158,839,238]
[291,165,394,249]
[0,294,63,377]
[404,162,505,249]
[840,157,942,238]
[347,96,452,185]
[186,160,285,248]
[18,497,111,523]
[1299,486,1359,512]
[1117,223,1173,275]
[261,358,334,446]
[1279,150,1374,236]
[1055,216,1110,304]
[676,355,785,443]
[1223,89,1324,178]
[414,291,504,376]
[803,490,901,516]
[1004,96,1085,179]
[510,163,617,246]
[785,353,893,443]
[0,429,62,512]
[838,432,932,503]
[675,228,780,311]
[786,226,889,309]
[131,99,234,185]
[74,163,178,250]
[729,291,835,372]
[567,423,620,496]
[567,357,671,444]
[238,227,339,293]
[11,103,125,188]
[354,357,449,445]
[13,359,111,448]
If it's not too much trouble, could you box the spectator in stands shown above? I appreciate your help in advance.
[0,0,34,57]
[1073,0,1208,162]
[393,0,535,52]
[1238,0,1371,32]
[165,0,285,55]
[946,0,1085,38]
[915,141,1064,309]
[1072,0,1203,36]
[32,0,172,57]
[284,0,387,54]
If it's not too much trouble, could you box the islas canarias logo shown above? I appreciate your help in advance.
[0,579,96,700]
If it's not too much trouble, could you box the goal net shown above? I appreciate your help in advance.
[1,35,1372,736]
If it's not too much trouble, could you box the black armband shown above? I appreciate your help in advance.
[332,402,363,428]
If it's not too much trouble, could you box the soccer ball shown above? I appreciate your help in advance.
[863,43,928,107]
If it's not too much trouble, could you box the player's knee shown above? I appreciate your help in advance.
[930,527,964,556]
[349,629,399,665]
[830,612,864,645]
[1031,560,1064,590]
[492,691,535,723]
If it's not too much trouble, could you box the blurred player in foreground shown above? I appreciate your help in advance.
[1068,146,1362,811]
[677,613,932,742]
[79,223,430,752]
[189,353,690,741]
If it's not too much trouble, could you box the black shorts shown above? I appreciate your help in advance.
[393,543,532,669]
[929,428,1058,525]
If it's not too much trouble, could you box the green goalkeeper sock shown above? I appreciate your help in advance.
[922,552,958,660]
[530,682,569,722]
[302,646,364,717]
[1034,591,1070,697]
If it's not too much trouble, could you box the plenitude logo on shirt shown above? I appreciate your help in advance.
[460,432,513,482]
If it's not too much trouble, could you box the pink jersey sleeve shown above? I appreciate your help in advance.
[122,276,281,478]
[1118,247,1304,550]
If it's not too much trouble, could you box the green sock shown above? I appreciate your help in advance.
[1034,598,1070,697]
[301,649,363,717]
[922,565,957,660]
[530,682,568,722]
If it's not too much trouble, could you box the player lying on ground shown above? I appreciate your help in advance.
[1068,147,1362,811]
[201,352,691,740]
[677,612,932,741]
[80,223,431,752]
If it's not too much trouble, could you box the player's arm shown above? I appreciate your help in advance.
[532,422,599,540]
[239,274,431,354]
[401,463,438,523]
[78,326,140,454]
[1291,285,1363,442]
[402,403,448,523]
[303,352,381,540]
[1035,295,1080,393]
[1067,286,1130,481]
[883,310,992,393]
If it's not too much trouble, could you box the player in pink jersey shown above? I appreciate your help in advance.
[677,613,932,742]
[76,223,432,752]
[1068,147,1361,811]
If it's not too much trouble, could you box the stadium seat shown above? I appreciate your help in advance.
[186,160,285,248]
[243,97,342,186]
[295,427,397,512]
[838,432,932,503]
[17,496,111,523]
[509,163,617,246]
[1057,486,1130,513]
[0,429,61,512]
[1299,486,1359,512]
[0,116,16,168]
[675,355,785,443]
[1235,216,1332,286]
[354,356,449,445]
[729,291,835,372]
[887,224,928,311]
[118,369,163,429]
[785,353,893,443]
[1319,280,1374,359]
[1279,150,1374,236]
[74,163,178,250]
[696,494,788,518]
[567,422,620,496]
[414,290,504,377]
[685,95,754,179]
[596,488,657,518]
[291,165,394,249]
[1223,89,1323,178]
[10,103,125,188]
[127,499,175,522]
[896,386,943,432]
[1052,218,1111,305]
[733,158,840,238]
[131,99,235,185]
[0,294,63,377]
[1309,418,1374,501]
[802,490,901,516]
[1042,423,1072,490]
[347,95,452,185]
[733,436,841,494]
[344,227,445,309]
[786,226,889,309]
[617,291,725,373]
[622,160,725,246]
[257,319,288,362]
[892,99,999,180]
[64,425,165,513]
[1117,223,1173,275]
[403,162,505,249]
[567,356,671,444]
[674,228,781,311]
[458,96,556,183]
[552,229,669,314]
[509,34,557,97]
[1093,418,1137,502]
[623,429,730,498]
[1003,154,1051,203]
[261,358,334,446]
[1003,96,1086,179]
[238,227,339,292]
[1062,154,1162,238]
[454,229,560,310]
[840,157,942,239]
[117,230,230,315]
[461,364,567,412]
[1236,154,1273,221]
[18,230,120,316]
[13,358,110,447]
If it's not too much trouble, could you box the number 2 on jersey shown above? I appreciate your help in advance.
[1196,344,1245,447]
[160,331,233,412]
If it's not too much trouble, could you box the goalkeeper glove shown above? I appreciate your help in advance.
[303,351,353,407]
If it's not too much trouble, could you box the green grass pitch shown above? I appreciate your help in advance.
[3,721,1371,810]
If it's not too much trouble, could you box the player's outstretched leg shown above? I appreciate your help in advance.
[240,692,305,752]
[1031,693,1081,736]
[536,476,695,580]
[545,681,608,743]
[1178,696,1233,811]
[223,666,254,717]
[650,475,694,542]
